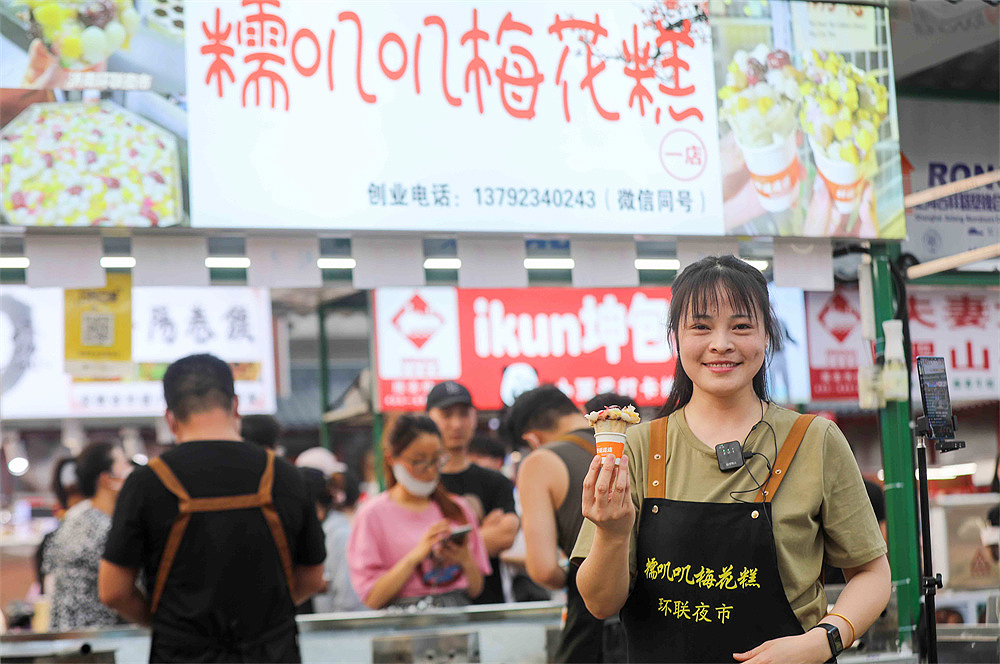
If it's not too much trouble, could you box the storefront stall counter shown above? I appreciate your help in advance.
[1,598,937,663]
[1,601,564,664]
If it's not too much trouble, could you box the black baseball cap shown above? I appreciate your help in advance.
[426,381,474,411]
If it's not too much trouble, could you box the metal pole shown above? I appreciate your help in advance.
[372,412,385,492]
[916,437,939,663]
[869,243,921,647]
[317,301,331,451]
[362,290,385,491]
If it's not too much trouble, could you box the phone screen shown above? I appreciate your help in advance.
[447,526,472,544]
[916,356,954,440]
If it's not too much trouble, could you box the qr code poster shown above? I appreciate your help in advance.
[65,272,133,380]
[80,312,115,347]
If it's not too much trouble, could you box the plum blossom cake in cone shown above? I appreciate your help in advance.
[586,405,640,463]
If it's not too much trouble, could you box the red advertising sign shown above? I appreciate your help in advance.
[374,287,673,411]
[806,286,1000,402]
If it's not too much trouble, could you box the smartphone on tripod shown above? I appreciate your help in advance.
[915,356,958,446]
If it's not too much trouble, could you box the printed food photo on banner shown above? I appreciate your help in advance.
[0,0,176,91]
[0,91,184,226]
[711,0,905,239]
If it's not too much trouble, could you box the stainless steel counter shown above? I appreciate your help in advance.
[0,599,962,663]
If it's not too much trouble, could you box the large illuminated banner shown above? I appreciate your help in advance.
[185,0,904,238]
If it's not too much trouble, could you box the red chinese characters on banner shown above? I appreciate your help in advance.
[807,287,1000,401]
[195,2,708,125]
[495,12,544,119]
[202,8,236,97]
[654,18,702,122]
[241,0,289,110]
[373,287,673,411]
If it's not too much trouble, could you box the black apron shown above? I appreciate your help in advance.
[147,449,300,663]
[621,414,817,663]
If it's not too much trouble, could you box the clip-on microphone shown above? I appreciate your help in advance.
[716,441,750,472]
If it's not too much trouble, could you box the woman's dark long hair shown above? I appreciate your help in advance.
[385,414,466,523]
[658,255,783,417]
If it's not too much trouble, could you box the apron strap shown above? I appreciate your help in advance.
[561,433,597,456]
[147,457,193,614]
[754,413,817,503]
[146,450,295,614]
[258,451,296,597]
[648,416,668,499]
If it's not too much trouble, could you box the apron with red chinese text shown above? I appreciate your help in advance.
[620,414,817,663]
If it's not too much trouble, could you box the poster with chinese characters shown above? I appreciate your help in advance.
[805,287,1000,402]
[0,285,275,419]
[711,0,904,238]
[185,1,725,235]
[64,271,132,379]
[373,285,812,411]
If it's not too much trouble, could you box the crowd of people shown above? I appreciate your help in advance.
[23,256,895,664]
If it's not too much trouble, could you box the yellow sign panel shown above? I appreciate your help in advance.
[65,272,132,380]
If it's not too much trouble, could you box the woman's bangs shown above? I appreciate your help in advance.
[682,271,761,322]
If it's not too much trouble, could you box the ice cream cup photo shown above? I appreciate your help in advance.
[808,136,862,214]
[735,132,800,213]
[594,431,627,463]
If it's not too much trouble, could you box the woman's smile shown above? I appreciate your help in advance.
[703,360,742,373]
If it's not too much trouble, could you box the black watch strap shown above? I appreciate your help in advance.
[813,622,843,663]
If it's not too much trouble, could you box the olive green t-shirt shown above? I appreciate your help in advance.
[571,403,887,630]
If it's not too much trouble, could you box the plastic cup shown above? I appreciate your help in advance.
[808,136,862,214]
[595,431,627,464]
[735,131,800,213]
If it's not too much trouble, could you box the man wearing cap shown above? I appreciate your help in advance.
[502,385,624,663]
[99,354,326,663]
[426,380,520,605]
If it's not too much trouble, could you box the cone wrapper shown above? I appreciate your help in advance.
[595,431,627,464]
[808,136,862,214]
[736,132,800,213]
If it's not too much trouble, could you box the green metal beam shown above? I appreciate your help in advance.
[317,301,331,451]
[909,272,1000,288]
[869,244,921,647]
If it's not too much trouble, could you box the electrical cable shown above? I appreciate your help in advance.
[727,405,780,530]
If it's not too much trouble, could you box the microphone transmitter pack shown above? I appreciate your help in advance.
[716,441,745,472]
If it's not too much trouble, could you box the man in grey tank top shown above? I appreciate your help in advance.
[503,386,625,663]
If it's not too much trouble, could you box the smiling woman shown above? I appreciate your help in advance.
[573,255,892,664]
[660,255,783,417]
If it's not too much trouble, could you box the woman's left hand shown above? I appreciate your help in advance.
[733,629,831,663]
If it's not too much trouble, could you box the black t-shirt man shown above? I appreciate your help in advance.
[440,464,516,604]
[104,441,326,662]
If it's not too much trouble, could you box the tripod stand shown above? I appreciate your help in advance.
[913,414,965,664]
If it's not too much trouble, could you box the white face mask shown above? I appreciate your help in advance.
[392,462,438,498]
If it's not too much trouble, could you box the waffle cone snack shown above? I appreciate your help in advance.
[586,405,640,461]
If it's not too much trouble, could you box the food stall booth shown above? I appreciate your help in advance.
[1,0,997,661]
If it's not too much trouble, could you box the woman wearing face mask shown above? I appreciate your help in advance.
[347,414,490,609]
[46,441,133,630]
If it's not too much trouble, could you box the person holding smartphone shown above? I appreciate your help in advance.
[573,255,891,663]
[347,415,491,609]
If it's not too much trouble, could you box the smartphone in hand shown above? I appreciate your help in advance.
[446,525,473,545]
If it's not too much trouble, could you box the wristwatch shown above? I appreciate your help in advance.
[813,622,844,663]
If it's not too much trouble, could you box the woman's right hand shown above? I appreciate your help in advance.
[581,454,635,538]
[408,520,451,563]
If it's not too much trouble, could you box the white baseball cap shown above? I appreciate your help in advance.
[295,447,347,478]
